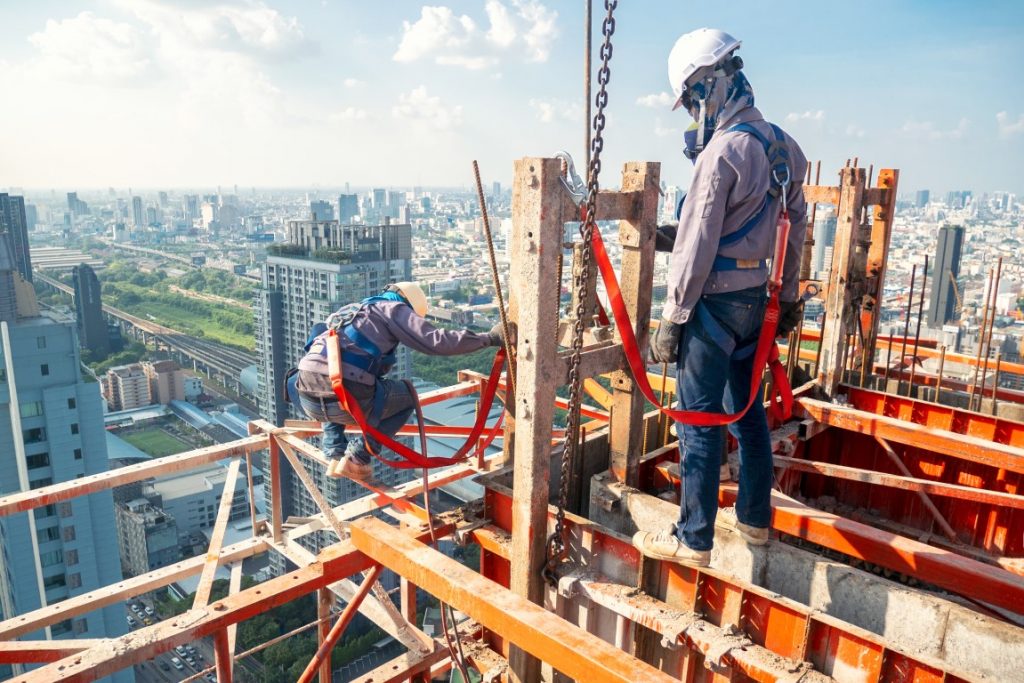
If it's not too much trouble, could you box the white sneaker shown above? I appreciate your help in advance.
[335,455,373,481]
[632,527,710,567]
[718,507,769,546]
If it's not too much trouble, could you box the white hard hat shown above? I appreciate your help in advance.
[390,281,429,317]
[667,28,741,111]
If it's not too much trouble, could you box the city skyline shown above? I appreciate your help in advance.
[0,1,1022,194]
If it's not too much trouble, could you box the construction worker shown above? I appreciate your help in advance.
[633,28,807,567]
[291,282,514,480]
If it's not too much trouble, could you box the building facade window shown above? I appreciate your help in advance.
[30,478,52,489]
[19,401,43,418]
[22,427,46,444]
[40,364,49,376]
[40,550,63,567]
[70,423,79,435]
[34,504,56,521]
[65,549,78,566]
[73,448,82,460]
[36,336,46,349]
[67,397,76,409]
[26,452,50,469]
[68,573,82,589]
[72,617,87,634]
[51,619,72,636]
[62,526,76,542]
[58,502,73,518]
[36,526,60,543]
[43,573,66,590]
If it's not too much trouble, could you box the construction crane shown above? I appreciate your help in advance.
[948,270,964,316]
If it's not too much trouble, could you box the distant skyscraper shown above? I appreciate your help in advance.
[372,188,387,214]
[387,190,404,219]
[72,264,110,359]
[131,196,143,228]
[0,193,31,283]
[492,181,501,199]
[158,191,168,208]
[255,221,415,558]
[915,190,930,208]
[0,280,130,681]
[927,224,966,329]
[184,195,200,226]
[24,204,37,231]
[309,200,334,221]
[337,194,359,223]
[812,213,837,279]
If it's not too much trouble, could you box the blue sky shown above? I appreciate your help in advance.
[1,1,1022,195]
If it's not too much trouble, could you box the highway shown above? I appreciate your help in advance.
[36,273,257,381]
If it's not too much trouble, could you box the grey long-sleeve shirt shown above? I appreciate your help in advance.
[298,300,494,389]
[661,106,807,324]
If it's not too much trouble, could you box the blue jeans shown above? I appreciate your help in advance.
[298,379,416,465]
[674,287,773,551]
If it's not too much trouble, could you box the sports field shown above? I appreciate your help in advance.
[120,428,191,457]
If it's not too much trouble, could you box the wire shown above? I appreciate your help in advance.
[409,380,473,682]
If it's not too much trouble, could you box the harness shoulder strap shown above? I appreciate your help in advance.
[716,122,789,249]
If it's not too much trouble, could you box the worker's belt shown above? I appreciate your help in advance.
[590,206,793,426]
[711,256,767,272]
[327,332,508,469]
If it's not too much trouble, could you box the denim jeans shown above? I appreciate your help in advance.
[674,286,773,551]
[298,379,416,465]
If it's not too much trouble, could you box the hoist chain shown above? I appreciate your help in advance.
[543,0,617,587]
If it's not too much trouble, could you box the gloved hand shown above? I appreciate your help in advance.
[488,321,517,348]
[655,224,678,252]
[776,300,804,337]
[650,318,682,364]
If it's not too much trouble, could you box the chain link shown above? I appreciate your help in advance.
[543,0,617,587]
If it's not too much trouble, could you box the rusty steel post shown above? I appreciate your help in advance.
[609,162,660,485]
[975,257,1003,412]
[969,267,995,409]
[508,157,568,683]
[298,565,384,683]
[317,589,334,682]
[907,254,929,396]
[213,629,233,683]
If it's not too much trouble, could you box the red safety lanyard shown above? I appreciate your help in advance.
[327,333,508,469]
[590,209,793,426]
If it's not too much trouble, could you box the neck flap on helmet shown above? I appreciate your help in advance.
[683,54,752,159]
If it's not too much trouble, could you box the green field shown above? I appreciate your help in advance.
[120,428,191,457]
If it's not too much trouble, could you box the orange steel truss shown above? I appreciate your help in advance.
[2,159,1022,682]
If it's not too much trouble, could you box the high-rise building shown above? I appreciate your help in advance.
[141,360,185,405]
[337,194,359,223]
[927,225,966,329]
[309,200,334,221]
[24,205,37,231]
[103,364,151,411]
[0,277,130,681]
[66,192,88,217]
[255,221,415,557]
[113,499,178,577]
[71,264,110,359]
[492,181,501,199]
[812,213,837,279]
[131,196,143,228]
[158,191,168,208]
[0,193,31,283]
[915,190,930,208]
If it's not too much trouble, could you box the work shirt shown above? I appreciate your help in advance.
[297,300,493,392]
[661,106,808,324]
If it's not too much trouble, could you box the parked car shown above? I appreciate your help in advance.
[144,606,154,616]
[159,661,170,672]
[174,646,187,657]
[171,657,184,671]
[125,616,136,628]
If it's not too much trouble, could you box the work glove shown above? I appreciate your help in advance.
[488,321,517,348]
[655,224,678,253]
[650,318,682,364]
[776,300,804,338]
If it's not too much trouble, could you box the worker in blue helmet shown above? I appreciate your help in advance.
[634,29,809,568]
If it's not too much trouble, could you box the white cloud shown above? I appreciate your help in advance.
[785,110,825,123]
[654,118,680,138]
[330,107,367,122]
[996,111,1024,137]
[27,12,159,85]
[393,1,558,70]
[844,123,866,138]
[636,92,675,109]
[528,98,581,123]
[115,0,315,59]
[343,77,364,88]
[392,86,463,130]
[901,118,969,140]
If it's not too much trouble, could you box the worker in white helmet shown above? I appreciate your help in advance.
[634,29,808,566]
[290,282,514,480]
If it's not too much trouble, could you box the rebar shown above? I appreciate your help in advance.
[907,254,929,396]
[895,263,917,396]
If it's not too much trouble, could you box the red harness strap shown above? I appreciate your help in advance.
[590,211,793,427]
[327,332,508,469]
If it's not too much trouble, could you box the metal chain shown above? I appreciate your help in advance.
[543,0,617,587]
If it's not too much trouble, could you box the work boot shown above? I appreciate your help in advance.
[336,455,373,481]
[326,458,344,477]
[632,527,710,567]
[718,507,769,546]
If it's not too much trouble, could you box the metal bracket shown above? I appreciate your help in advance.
[554,150,587,206]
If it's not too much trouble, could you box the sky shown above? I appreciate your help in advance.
[1,0,1023,195]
